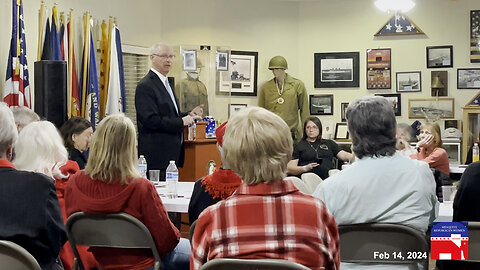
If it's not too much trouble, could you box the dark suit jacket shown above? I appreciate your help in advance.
[0,162,67,269]
[135,70,188,170]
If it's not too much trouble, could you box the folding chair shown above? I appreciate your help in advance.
[66,212,162,270]
[199,258,310,270]
[339,223,429,269]
[467,222,480,261]
[0,240,41,270]
[189,220,197,243]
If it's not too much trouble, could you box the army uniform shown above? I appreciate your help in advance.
[177,77,209,117]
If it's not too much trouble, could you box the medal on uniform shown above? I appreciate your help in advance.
[277,97,285,104]
[276,79,285,105]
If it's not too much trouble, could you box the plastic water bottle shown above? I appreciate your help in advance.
[166,160,178,198]
[138,155,147,178]
[473,143,479,162]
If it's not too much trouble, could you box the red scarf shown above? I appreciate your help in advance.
[201,168,242,200]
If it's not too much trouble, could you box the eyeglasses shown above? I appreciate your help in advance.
[152,54,176,60]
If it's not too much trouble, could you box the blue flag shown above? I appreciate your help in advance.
[85,31,100,129]
[116,27,126,113]
[375,13,424,36]
[50,13,62,60]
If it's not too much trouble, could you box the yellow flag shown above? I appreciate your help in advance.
[99,20,108,118]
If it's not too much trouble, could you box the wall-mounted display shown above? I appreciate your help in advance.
[334,123,349,140]
[431,71,448,97]
[470,10,480,63]
[396,71,421,92]
[375,93,401,116]
[228,103,247,118]
[218,50,258,96]
[341,102,349,122]
[374,13,425,36]
[367,48,391,89]
[216,51,228,71]
[408,98,454,119]
[183,50,197,71]
[314,52,360,88]
[309,94,333,115]
[426,45,453,68]
[457,68,480,89]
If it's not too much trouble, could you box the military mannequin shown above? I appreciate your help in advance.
[176,60,209,116]
[258,56,309,142]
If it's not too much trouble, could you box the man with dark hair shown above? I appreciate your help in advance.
[313,96,438,270]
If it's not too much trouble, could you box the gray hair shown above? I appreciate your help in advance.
[396,123,414,142]
[150,43,172,55]
[346,96,397,159]
[11,106,40,129]
[0,102,18,155]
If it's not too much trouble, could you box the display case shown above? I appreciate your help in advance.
[442,139,461,165]
[461,95,480,163]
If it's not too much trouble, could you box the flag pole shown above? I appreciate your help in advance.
[103,16,113,116]
[15,0,21,77]
[37,1,45,61]
[81,12,90,117]
[67,9,73,118]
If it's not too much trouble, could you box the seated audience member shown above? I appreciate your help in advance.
[59,117,93,169]
[396,123,416,156]
[410,122,450,175]
[188,121,241,224]
[10,105,40,132]
[65,114,189,270]
[0,102,66,270]
[313,96,437,270]
[437,161,480,270]
[287,116,353,179]
[191,107,340,270]
[13,121,98,270]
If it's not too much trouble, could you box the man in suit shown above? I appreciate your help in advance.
[135,43,203,180]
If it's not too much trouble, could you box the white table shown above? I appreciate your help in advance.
[450,165,466,174]
[435,202,453,222]
[156,182,194,213]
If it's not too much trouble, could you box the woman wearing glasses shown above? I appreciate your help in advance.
[287,117,354,179]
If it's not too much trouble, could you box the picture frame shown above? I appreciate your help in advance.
[431,71,448,97]
[309,95,334,115]
[375,93,401,116]
[470,10,480,63]
[216,51,229,71]
[396,71,421,92]
[367,48,391,89]
[426,45,453,68]
[228,103,247,118]
[408,98,455,119]
[341,102,349,122]
[334,123,349,140]
[314,52,360,88]
[218,50,258,96]
[457,68,480,89]
[183,50,197,71]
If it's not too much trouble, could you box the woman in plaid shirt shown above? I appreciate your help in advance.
[190,106,340,270]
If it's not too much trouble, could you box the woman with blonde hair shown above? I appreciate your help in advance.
[411,122,450,175]
[65,114,189,270]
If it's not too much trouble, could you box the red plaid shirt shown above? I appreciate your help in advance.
[190,180,340,270]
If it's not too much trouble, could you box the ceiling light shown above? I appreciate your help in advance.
[375,0,416,13]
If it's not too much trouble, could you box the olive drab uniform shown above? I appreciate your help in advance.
[176,77,209,117]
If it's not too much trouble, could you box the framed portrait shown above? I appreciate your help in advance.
[334,123,349,140]
[457,68,480,89]
[228,104,247,118]
[375,93,401,116]
[183,50,197,71]
[218,50,258,96]
[341,102,349,122]
[216,51,229,71]
[310,95,333,115]
[426,45,453,68]
[367,48,391,89]
[408,98,455,119]
[470,10,480,63]
[314,52,360,88]
[396,71,421,92]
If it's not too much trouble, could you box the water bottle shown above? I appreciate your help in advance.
[138,155,147,178]
[473,143,479,162]
[165,160,178,198]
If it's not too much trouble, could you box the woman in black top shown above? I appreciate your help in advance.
[59,117,93,169]
[287,117,353,179]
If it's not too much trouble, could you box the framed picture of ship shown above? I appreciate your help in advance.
[314,52,360,88]
[396,71,421,92]
[367,48,391,89]
[310,94,334,115]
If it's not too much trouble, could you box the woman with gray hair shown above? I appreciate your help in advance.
[396,123,416,156]
[191,106,340,270]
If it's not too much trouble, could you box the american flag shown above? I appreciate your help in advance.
[375,13,424,36]
[4,0,31,108]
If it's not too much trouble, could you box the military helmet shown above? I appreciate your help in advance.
[268,56,288,70]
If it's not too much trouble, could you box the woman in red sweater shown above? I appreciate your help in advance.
[64,114,190,270]
[410,122,450,175]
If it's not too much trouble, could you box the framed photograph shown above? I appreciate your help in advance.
[408,98,455,119]
[334,123,349,140]
[218,50,258,96]
[314,52,360,88]
[367,48,391,89]
[375,93,401,116]
[457,68,480,89]
[426,45,453,68]
[183,50,197,71]
[470,10,480,63]
[216,51,228,71]
[396,71,421,92]
[228,104,247,118]
[310,95,334,115]
[341,103,349,122]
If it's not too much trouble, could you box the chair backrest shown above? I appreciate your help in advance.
[66,212,162,270]
[300,172,323,193]
[339,223,428,268]
[199,258,310,270]
[284,176,310,194]
[0,240,41,270]
[189,220,197,243]
[467,222,480,261]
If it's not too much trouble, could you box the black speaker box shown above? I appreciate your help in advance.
[34,60,67,128]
